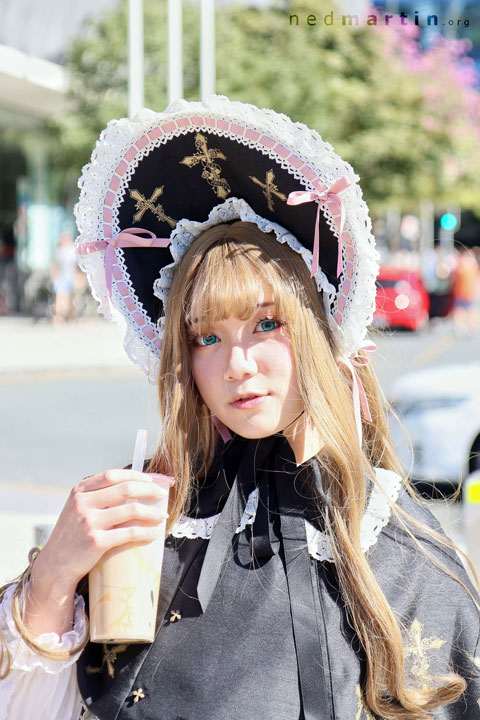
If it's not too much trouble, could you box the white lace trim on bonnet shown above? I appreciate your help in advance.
[75,95,379,384]
[153,196,336,330]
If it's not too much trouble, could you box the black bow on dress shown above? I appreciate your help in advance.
[197,433,333,720]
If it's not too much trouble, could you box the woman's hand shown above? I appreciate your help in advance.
[23,470,171,639]
[38,469,171,591]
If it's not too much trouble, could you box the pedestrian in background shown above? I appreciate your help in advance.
[452,246,480,336]
[50,230,78,325]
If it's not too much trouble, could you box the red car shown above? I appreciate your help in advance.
[374,266,430,330]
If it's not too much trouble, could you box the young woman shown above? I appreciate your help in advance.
[1,96,479,720]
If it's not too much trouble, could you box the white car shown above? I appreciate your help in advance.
[388,364,480,487]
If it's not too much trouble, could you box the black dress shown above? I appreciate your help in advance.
[77,434,480,720]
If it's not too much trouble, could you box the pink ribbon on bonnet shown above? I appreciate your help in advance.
[77,227,171,299]
[287,177,351,279]
[338,342,377,447]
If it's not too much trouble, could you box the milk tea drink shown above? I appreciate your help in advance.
[89,431,173,643]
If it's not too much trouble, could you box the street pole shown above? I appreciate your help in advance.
[128,0,144,117]
[201,0,215,101]
[168,0,183,103]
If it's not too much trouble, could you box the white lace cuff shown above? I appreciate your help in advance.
[1,583,88,673]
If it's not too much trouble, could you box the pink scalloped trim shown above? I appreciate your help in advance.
[148,127,163,140]
[136,134,149,150]
[142,325,156,340]
[77,240,107,254]
[288,155,303,168]
[116,160,128,176]
[301,166,316,180]
[124,146,138,162]
[231,123,245,136]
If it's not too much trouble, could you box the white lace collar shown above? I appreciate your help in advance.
[169,468,403,563]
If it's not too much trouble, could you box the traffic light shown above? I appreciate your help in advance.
[439,213,458,231]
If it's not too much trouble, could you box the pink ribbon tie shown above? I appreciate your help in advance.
[79,228,171,299]
[211,415,233,443]
[287,177,351,279]
[338,342,377,447]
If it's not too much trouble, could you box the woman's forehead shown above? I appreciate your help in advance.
[189,291,276,326]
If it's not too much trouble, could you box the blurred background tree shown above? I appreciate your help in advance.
[49,0,480,216]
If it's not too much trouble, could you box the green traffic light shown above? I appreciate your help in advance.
[440,213,457,231]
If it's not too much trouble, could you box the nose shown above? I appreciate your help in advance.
[224,342,258,381]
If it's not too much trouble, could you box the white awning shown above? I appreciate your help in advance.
[0,43,70,122]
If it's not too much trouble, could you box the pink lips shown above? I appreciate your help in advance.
[232,394,269,409]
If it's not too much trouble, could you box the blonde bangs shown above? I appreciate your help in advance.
[185,224,297,336]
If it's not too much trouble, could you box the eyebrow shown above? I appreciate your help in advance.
[190,302,275,325]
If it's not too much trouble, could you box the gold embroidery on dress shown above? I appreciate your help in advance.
[129,187,176,228]
[355,684,375,720]
[85,643,129,679]
[131,688,146,703]
[471,654,480,671]
[249,169,287,212]
[180,133,230,199]
[404,618,446,688]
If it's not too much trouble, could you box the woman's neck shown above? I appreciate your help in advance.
[281,413,322,466]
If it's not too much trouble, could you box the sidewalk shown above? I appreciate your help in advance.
[0,314,137,380]
[0,314,140,583]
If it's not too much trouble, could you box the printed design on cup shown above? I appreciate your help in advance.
[180,133,231,199]
[129,187,177,228]
[85,643,129,679]
[92,547,161,636]
[248,169,287,212]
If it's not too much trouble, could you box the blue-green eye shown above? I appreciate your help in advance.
[199,334,218,346]
[257,318,279,332]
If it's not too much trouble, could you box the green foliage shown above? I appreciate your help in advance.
[49,0,480,215]
[50,0,200,177]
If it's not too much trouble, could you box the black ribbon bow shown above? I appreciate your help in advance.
[197,433,334,720]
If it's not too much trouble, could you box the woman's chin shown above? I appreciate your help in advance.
[224,418,281,440]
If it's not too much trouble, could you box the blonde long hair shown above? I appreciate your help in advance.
[0,222,473,715]
[148,220,470,719]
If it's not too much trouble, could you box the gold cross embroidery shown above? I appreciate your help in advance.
[180,133,231,199]
[354,685,375,720]
[129,187,176,228]
[404,618,446,687]
[85,643,129,679]
[131,688,146,703]
[249,169,286,212]
[170,609,182,622]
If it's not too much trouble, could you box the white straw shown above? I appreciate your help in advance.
[132,429,148,472]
